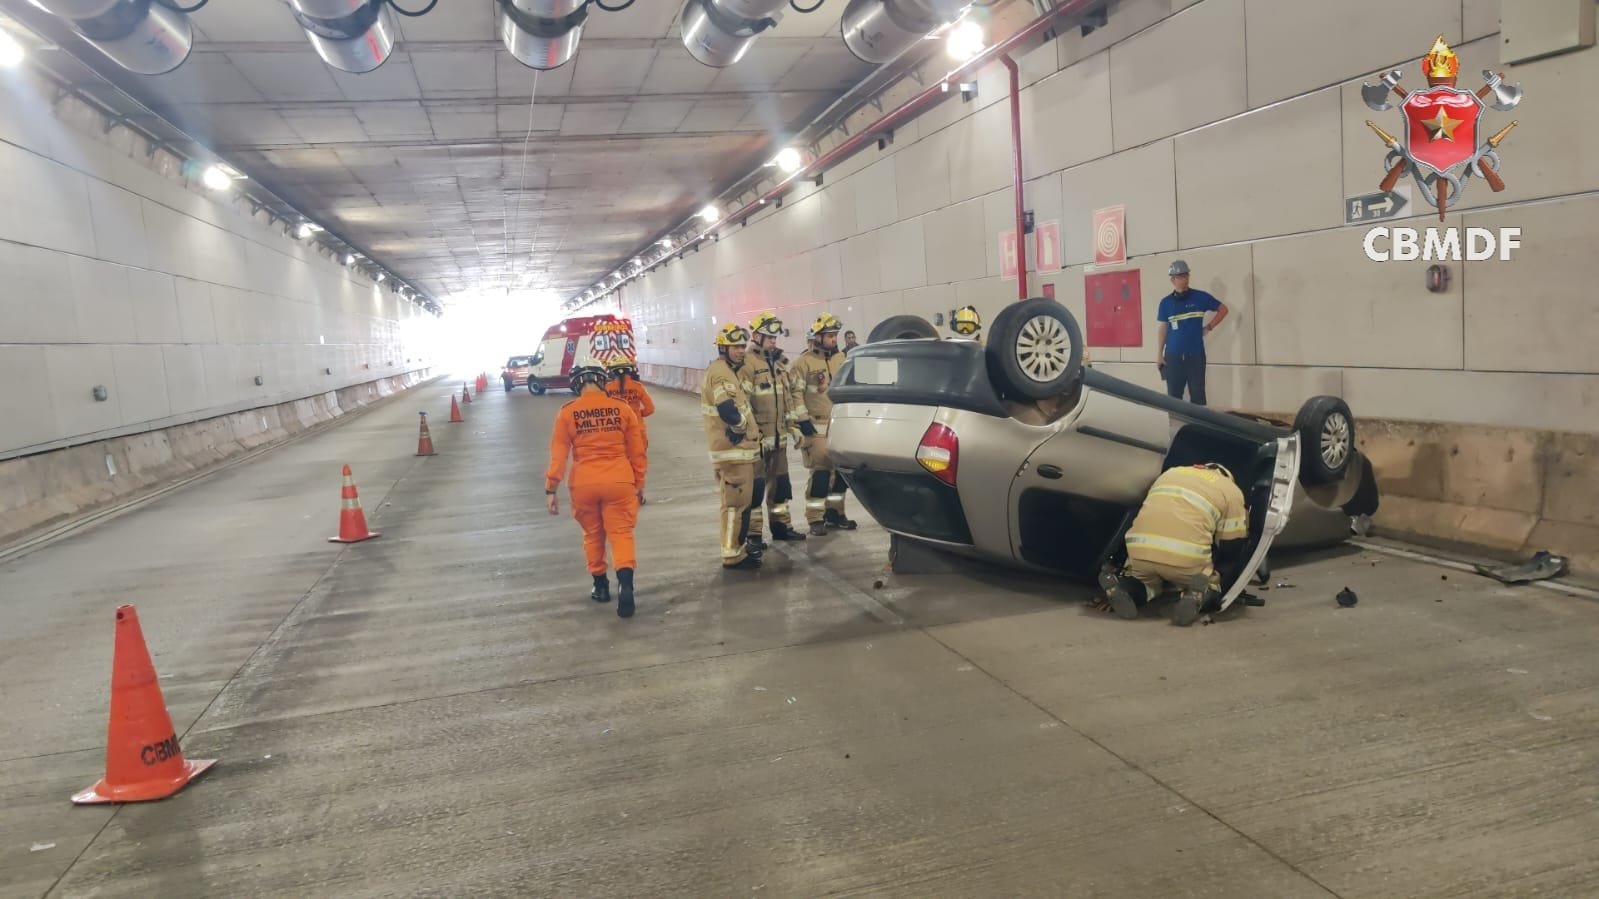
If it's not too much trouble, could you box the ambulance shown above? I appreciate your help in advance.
[525,314,637,395]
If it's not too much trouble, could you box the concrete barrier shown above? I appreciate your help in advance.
[0,369,436,552]
[1242,413,1598,578]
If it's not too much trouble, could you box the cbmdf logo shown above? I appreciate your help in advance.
[1360,35,1523,221]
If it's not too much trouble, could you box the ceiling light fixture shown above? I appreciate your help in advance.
[774,146,803,174]
[201,164,232,192]
[945,18,984,61]
[679,0,786,67]
[841,0,969,64]
[343,253,356,266]
[499,0,588,71]
[29,0,194,75]
[286,0,399,74]
[0,29,24,68]
[698,204,720,224]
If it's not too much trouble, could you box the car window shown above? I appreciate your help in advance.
[507,357,530,366]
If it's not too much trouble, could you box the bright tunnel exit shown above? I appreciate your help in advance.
[433,289,593,377]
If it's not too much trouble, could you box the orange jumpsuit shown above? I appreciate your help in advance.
[544,387,647,575]
[605,376,655,449]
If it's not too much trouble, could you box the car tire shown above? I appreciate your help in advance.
[529,381,546,396]
[985,297,1084,401]
[867,314,939,343]
[1294,395,1355,486]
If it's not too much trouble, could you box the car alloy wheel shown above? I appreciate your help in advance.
[1015,314,1073,383]
[1320,412,1351,470]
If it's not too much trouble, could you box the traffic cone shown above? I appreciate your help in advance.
[461,382,471,405]
[448,393,463,423]
[72,604,217,804]
[329,464,380,543]
[415,411,436,456]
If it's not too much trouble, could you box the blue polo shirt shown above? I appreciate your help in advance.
[1157,289,1220,355]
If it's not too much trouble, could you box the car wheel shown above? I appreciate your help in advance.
[1294,395,1355,486]
[529,381,545,395]
[986,297,1084,401]
[867,314,939,342]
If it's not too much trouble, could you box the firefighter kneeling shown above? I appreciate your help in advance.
[701,323,764,570]
[1097,462,1249,626]
[545,364,648,618]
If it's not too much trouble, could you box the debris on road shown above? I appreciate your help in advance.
[1336,587,1358,608]
[1474,550,1568,584]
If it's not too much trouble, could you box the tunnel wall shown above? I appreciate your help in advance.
[616,0,1598,570]
[0,64,443,465]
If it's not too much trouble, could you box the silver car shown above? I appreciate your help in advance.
[824,298,1379,613]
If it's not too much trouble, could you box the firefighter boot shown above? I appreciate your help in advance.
[824,510,858,530]
[1097,566,1147,621]
[1172,572,1209,627]
[616,568,635,619]
[769,520,806,542]
[591,573,610,604]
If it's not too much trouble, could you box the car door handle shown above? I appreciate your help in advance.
[1037,464,1063,479]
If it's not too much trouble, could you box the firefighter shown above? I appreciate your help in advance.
[789,312,856,536]
[744,312,814,550]
[545,364,648,618]
[1097,462,1249,626]
[949,305,982,341]
[605,356,655,501]
[702,322,764,570]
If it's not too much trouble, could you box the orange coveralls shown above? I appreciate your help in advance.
[605,377,655,449]
[544,388,648,575]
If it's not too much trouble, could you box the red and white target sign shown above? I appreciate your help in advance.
[1092,205,1126,266]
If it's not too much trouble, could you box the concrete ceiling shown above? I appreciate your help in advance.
[7,1,883,305]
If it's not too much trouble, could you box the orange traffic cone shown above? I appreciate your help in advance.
[448,393,463,423]
[72,604,217,804]
[329,464,380,543]
[461,382,471,405]
[415,411,436,456]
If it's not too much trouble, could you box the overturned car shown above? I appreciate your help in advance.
[825,298,1379,613]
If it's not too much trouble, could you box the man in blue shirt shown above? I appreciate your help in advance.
[1155,260,1229,405]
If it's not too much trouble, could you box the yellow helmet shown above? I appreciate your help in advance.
[604,355,637,374]
[714,322,750,347]
[808,312,842,341]
[750,312,784,337]
[951,305,981,335]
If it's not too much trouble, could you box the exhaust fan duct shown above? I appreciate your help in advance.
[498,0,588,70]
[841,0,969,64]
[287,0,399,74]
[679,0,786,68]
[31,0,193,75]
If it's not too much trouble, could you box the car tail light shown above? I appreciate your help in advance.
[916,422,959,486]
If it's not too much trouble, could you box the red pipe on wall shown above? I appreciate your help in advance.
[1001,53,1027,299]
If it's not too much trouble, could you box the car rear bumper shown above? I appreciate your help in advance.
[840,469,974,546]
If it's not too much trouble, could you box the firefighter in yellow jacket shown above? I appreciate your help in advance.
[701,322,764,570]
[789,312,856,536]
[1097,462,1250,626]
[744,312,813,551]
